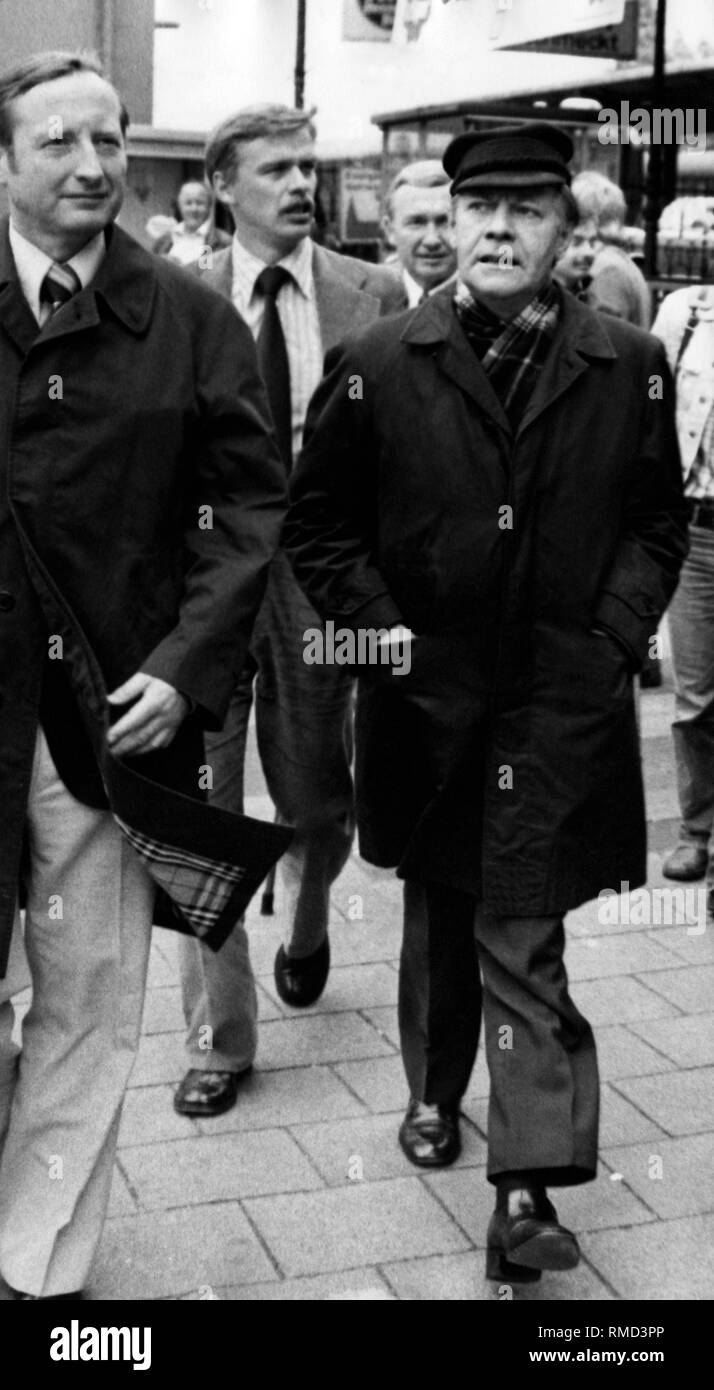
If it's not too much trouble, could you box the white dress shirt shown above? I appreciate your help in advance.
[402,266,457,307]
[230,234,323,462]
[402,267,426,308]
[9,223,105,326]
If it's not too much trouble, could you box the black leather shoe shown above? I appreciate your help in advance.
[486,1186,580,1282]
[173,1067,251,1117]
[274,936,330,1008]
[662,843,708,881]
[398,1099,461,1168]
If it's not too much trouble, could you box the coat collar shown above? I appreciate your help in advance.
[0,217,157,349]
[0,224,39,354]
[400,281,618,437]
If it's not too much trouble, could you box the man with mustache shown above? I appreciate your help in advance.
[175,105,401,1118]
[284,123,687,1282]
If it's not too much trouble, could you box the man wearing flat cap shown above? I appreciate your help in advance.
[284,122,687,1283]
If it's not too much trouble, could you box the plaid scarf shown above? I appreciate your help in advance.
[455,279,560,426]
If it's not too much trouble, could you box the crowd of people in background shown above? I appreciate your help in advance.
[0,46,708,1302]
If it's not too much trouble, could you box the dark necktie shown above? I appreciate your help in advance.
[40,261,82,316]
[255,265,292,471]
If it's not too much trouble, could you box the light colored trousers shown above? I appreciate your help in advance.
[179,554,354,1073]
[0,730,154,1297]
[668,523,714,854]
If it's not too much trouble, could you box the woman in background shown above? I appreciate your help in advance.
[151,180,231,265]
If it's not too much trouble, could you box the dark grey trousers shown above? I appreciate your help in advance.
[399,880,599,1185]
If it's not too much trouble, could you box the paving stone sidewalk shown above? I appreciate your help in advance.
[90,677,714,1301]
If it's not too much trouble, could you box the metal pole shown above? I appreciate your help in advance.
[97,0,114,79]
[295,0,307,109]
[643,0,667,278]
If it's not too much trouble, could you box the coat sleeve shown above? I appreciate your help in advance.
[592,337,689,667]
[140,294,287,727]
[285,339,403,633]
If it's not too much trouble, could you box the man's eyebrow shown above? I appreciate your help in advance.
[257,155,316,169]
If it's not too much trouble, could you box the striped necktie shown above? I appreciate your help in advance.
[40,261,82,315]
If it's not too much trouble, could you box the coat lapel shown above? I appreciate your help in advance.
[0,220,158,352]
[0,223,41,354]
[402,284,619,443]
[517,291,618,436]
[312,244,381,353]
[402,288,512,436]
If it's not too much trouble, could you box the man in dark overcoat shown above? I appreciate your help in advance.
[285,124,688,1282]
[0,51,285,1298]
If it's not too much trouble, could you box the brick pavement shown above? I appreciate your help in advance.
[87,676,714,1300]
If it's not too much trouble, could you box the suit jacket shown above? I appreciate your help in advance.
[0,218,287,973]
[198,240,404,351]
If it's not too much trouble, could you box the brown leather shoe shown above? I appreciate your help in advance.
[486,1186,579,1282]
[173,1067,251,1117]
[662,843,708,881]
[398,1099,461,1168]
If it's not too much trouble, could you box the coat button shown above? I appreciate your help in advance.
[0,590,15,612]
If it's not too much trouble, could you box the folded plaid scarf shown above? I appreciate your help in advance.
[455,279,561,426]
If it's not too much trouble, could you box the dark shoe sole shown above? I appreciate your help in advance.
[504,1227,580,1272]
[486,1247,542,1283]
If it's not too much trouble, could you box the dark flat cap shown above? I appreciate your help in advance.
[444,122,574,193]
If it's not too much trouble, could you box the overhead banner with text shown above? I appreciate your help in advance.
[490,0,638,60]
[343,0,398,41]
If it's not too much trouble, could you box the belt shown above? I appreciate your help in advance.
[688,498,714,529]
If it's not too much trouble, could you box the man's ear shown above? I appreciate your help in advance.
[212,169,233,208]
[0,145,10,189]
[381,212,395,250]
[554,222,574,266]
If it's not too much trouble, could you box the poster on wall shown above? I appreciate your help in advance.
[343,0,398,41]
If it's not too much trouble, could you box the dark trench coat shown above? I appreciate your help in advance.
[0,219,287,975]
[285,287,689,916]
